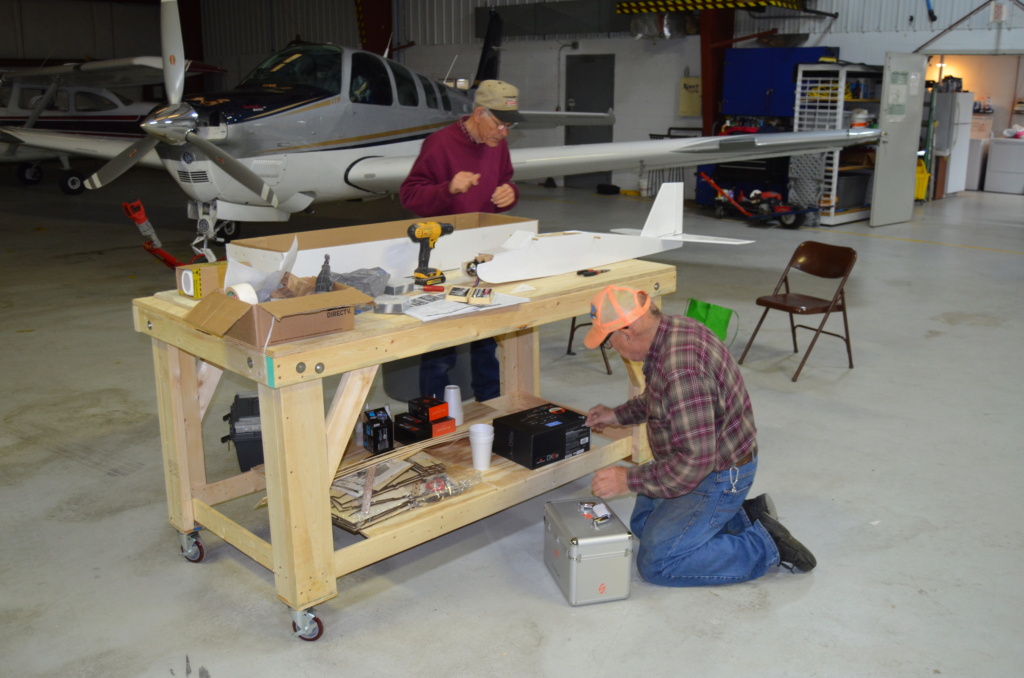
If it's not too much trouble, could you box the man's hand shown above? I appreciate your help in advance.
[491,183,515,208]
[592,466,629,498]
[449,171,480,194]
[585,404,618,433]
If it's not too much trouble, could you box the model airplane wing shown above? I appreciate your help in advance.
[346,128,881,194]
[0,57,224,89]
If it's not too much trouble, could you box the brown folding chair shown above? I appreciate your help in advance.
[738,241,857,382]
[567,316,613,375]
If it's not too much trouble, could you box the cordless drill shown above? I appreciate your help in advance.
[408,221,454,286]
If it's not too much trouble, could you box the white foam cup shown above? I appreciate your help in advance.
[444,385,464,425]
[469,423,494,470]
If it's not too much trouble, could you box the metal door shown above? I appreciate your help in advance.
[564,54,614,190]
[869,52,927,227]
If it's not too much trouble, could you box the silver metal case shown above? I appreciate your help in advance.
[543,498,633,606]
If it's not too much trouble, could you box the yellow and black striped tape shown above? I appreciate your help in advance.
[616,0,800,13]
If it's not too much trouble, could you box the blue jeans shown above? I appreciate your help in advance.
[630,458,779,587]
[419,338,500,402]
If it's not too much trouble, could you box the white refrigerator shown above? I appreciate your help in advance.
[933,92,974,195]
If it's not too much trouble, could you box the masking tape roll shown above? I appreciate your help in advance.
[373,295,410,314]
[226,283,258,305]
[180,270,195,297]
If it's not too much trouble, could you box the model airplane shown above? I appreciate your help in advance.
[0,55,223,194]
[1,0,880,261]
[473,183,747,284]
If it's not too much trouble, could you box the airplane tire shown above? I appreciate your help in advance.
[59,170,86,196]
[778,211,806,229]
[16,163,43,186]
[219,221,241,242]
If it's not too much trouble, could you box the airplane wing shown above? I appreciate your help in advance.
[0,57,224,89]
[346,128,881,193]
[0,127,163,168]
[516,110,615,129]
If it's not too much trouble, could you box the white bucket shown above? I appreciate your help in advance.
[851,108,870,128]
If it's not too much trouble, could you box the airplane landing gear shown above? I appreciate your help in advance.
[16,162,42,186]
[59,170,86,195]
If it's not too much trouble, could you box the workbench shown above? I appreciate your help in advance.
[133,258,676,639]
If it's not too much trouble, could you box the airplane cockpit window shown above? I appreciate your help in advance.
[0,83,11,108]
[389,62,418,107]
[74,91,118,112]
[349,52,393,106]
[439,85,452,113]
[20,87,69,111]
[417,75,438,109]
[238,45,342,96]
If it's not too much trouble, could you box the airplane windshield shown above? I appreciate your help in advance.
[238,45,343,95]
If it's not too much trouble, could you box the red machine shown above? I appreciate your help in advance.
[699,172,807,229]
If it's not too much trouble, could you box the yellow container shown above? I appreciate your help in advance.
[915,159,930,201]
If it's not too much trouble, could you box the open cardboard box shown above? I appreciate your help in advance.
[225,212,538,277]
[184,286,373,349]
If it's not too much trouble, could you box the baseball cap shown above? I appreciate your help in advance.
[583,285,651,349]
[474,79,525,123]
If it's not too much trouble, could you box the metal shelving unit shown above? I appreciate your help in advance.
[791,64,884,225]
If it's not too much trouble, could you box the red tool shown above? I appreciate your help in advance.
[422,285,445,292]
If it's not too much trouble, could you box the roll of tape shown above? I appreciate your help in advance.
[226,283,258,305]
[180,270,195,297]
[373,295,410,314]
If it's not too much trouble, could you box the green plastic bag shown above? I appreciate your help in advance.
[685,298,735,344]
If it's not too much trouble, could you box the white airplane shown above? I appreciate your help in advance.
[0,56,224,194]
[1,0,880,259]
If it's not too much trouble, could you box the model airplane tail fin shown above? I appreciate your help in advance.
[639,182,685,239]
[473,9,503,86]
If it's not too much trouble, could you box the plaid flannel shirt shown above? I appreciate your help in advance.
[615,314,758,498]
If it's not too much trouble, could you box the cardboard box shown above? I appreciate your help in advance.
[225,212,538,278]
[408,396,448,422]
[362,407,394,455]
[176,261,227,299]
[183,286,372,349]
[493,404,591,470]
[394,413,456,444]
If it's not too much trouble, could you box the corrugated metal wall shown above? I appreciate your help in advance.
[200,0,360,58]
[734,0,1024,35]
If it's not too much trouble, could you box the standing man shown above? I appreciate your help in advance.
[582,285,816,586]
[400,80,524,402]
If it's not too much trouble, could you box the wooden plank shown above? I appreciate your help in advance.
[151,341,206,532]
[195,360,223,420]
[325,365,378,481]
[191,469,268,507]
[332,437,631,578]
[621,357,652,464]
[497,328,540,398]
[193,498,273,570]
[259,381,338,609]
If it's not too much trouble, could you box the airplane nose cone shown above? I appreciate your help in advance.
[141,101,199,145]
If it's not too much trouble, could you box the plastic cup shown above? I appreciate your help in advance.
[469,423,494,471]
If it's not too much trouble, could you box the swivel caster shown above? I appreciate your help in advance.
[290,608,324,641]
[177,531,205,563]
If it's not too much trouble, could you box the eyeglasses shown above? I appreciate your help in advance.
[485,110,517,132]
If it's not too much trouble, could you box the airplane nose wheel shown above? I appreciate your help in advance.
[59,170,86,195]
[218,220,241,242]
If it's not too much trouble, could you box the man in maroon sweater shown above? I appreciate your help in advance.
[400,80,521,217]
[399,80,524,401]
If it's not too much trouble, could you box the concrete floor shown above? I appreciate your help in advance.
[2,165,1022,677]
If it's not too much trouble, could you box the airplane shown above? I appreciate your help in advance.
[1,0,881,261]
[0,56,223,194]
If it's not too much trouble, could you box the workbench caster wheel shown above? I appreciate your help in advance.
[59,170,86,195]
[178,531,205,563]
[290,608,324,641]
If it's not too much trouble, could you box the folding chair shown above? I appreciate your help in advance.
[566,316,613,375]
[738,241,857,382]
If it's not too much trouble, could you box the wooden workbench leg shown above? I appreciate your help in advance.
[325,365,378,483]
[151,340,207,533]
[497,328,540,400]
[258,381,338,610]
[621,357,652,465]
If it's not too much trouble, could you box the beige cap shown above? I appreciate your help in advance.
[474,79,525,123]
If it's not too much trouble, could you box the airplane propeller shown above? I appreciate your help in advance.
[84,0,278,208]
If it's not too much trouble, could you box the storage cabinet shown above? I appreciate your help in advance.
[789,64,884,225]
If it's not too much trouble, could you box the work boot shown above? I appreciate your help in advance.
[743,493,777,523]
[759,513,817,572]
